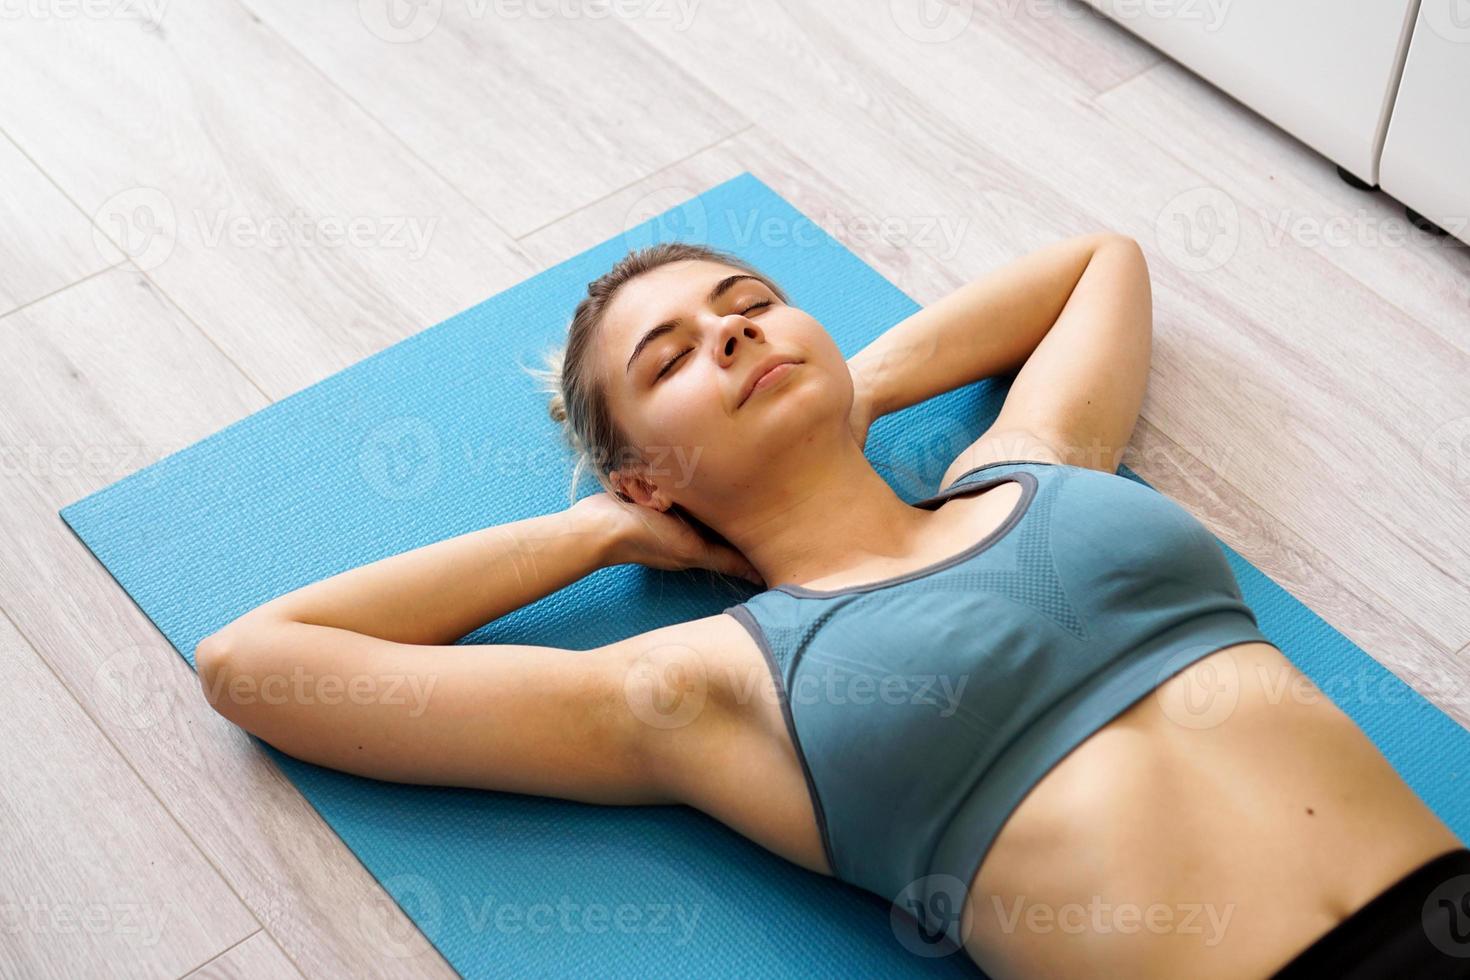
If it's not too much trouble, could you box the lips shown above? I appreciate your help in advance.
[738,357,800,408]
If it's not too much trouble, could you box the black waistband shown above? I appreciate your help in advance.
[1271,847,1470,979]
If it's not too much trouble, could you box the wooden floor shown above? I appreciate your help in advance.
[2,2,1467,976]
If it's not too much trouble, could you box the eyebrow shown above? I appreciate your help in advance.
[624,274,767,375]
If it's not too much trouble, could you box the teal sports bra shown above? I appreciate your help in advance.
[723,459,1272,951]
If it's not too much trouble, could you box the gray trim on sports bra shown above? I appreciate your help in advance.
[772,463,1046,599]
[724,602,839,877]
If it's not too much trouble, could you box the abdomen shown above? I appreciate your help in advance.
[962,640,1464,980]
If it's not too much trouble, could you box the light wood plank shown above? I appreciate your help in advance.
[1096,60,1470,355]
[0,6,532,399]
[0,269,452,979]
[975,0,1162,95]
[0,610,257,977]
[0,131,122,315]
[518,126,978,287]
[243,0,750,238]
[183,931,303,980]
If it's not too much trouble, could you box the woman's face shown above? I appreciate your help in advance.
[597,259,852,506]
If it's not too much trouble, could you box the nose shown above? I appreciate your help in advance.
[714,313,763,360]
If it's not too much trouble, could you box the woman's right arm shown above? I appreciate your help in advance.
[203,504,626,650]
[194,498,755,805]
[192,503,673,803]
[196,618,682,804]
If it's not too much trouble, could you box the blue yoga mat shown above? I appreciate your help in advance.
[62,172,1468,978]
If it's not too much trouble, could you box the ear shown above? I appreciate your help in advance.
[608,468,670,511]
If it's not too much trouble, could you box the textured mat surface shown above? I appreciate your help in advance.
[62,172,1468,978]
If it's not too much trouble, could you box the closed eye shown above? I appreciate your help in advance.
[654,300,773,381]
[655,347,693,380]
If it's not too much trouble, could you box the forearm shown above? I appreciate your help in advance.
[848,232,1123,419]
[223,507,621,647]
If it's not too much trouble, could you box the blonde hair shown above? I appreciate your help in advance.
[521,241,789,508]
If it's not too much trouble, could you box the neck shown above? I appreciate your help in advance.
[710,436,937,591]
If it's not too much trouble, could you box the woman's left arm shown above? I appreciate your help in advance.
[846,233,1150,469]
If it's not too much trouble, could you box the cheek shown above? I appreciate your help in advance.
[664,374,726,430]
[633,375,723,444]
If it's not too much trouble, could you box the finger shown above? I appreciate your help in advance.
[736,561,764,586]
[714,549,762,585]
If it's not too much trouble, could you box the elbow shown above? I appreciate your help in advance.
[196,621,271,720]
[1097,232,1151,299]
[194,630,238,717]
[195,615,297,726]
[1098,231,1144,257]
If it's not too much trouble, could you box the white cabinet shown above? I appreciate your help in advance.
[1081,0,1420,183]
[1379,1,1470,245]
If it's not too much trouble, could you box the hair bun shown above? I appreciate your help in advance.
[547,392,568,424]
